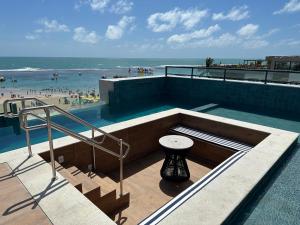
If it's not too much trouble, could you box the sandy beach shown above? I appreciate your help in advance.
[0,87,100,113]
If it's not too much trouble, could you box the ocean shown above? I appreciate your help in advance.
[0,57,243,94]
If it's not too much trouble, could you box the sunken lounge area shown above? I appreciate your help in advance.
[40,109,267,225]
[0,108,298,225]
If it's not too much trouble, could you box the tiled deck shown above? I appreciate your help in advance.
[0,163,52,225]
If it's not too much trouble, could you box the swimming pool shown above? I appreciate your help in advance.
[0,101,199,153]
[205,106,300,225]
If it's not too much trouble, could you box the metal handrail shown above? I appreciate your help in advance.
[3,97,47,117]
[165,65,300,73]
[3,97,130,196]
[19,108,128,158]
[165,66,300,85]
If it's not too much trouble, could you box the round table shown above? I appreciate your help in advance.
[159,135,194,181]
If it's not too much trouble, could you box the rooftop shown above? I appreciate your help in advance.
[0,107,298,225]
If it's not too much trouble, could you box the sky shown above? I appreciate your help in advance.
[0,0,300,58]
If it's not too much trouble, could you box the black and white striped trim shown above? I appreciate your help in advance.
[171,125,253,152]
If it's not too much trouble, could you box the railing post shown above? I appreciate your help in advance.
[119,139,123,197]
[264,70,268,84]
[45,108,57,181]
[21,100,32,157]
[191,67,194,79]
[92,129,96,170]
[223,69,227,81]
[165,66,168,77]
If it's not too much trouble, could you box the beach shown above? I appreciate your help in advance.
[0,57,244,113]
[0,86,100,112]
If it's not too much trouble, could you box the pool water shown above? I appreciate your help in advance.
[0,102,181,153]
[206,106,300,225]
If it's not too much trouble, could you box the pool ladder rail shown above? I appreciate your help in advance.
[3,97,130,197]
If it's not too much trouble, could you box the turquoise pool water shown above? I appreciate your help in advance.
[0,102,181,153]
[206,106,300,225]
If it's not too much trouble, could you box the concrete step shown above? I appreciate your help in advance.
[110,192,130,216]
[66,165,101,201]
[84,170,117,195]
[95,190,130,216]
[94,189,117,214]
[53,161,83,192]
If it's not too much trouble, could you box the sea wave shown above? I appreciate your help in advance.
[116,65,155,69]
[155,64,204,68]
[0,67,122,72]
[0,67,43,72]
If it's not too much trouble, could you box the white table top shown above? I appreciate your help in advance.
[159,135,194,150]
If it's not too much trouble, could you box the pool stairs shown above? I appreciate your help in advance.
[53,161,130,217]
[2,97,131,219]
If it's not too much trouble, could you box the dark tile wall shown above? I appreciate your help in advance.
[106,76,300,114]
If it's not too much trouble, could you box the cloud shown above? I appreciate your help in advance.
[105,16,135,40]
[147,8,208,32]
[276,38,300,47]
[242,39,269,49]
[212,5,249,21]
[258,28,280,38]
[38,18,69,32]
[75,0,110,12]
[25,34,39,40]
[167,24,220,44]
[90,0,110,11]
[73,27,99,44]
[274,0,300,14]
[168,24,272,50]
[188,33,237,48]
[110,0,133,14]
[237,24,259,37]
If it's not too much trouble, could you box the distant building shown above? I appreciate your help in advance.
[266,56,300,71]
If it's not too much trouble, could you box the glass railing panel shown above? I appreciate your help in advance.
[166,67,193,76]
[225,69,265,82]
[291,62,300,71]
[267,71,300,84]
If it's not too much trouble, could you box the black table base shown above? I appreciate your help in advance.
[160,149,190,182]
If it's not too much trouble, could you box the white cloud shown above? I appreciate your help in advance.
[180,9,209,29]
[106,26,123,40]
[212,5,249,21]
[278,38,300,46]
[110,0,133,14]
[38,18,69,32]
[25,34,39,40]
[75,0,110,12]
[168,24,271,50]
[73,27,99,44]
[274,0,300,14]
[147,8,208,32]
[242,39,269,49]
[167,24,220,44]
[74,0,86,10]
[237,24,259,37]
[259,28,280,38]
[187,33,237,48]
[90,0,110,11]
[105,16,135,40]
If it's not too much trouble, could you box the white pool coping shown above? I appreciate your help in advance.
[0,108,298,225]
